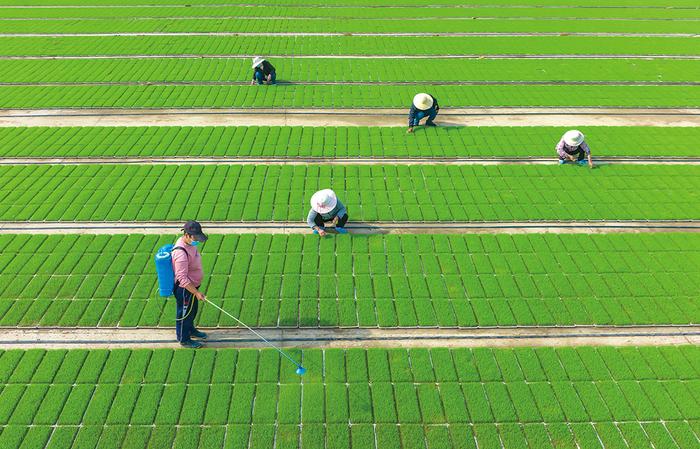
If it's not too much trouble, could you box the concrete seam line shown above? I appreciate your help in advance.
[1,326,698,349]
[2,32,698,37]
[0,221,698,235]
[5,16,700,22]
[2,54,700,60]
[4,324,698,329]
[2,80,699,87]
[0,3,698,10]
[2,157,700,166]
[2,108,699,128]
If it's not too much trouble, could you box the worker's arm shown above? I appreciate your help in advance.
[335,200,347,219]
[183,283,206,301]
[555,139,574,160]
[307,209,322,229]
[173,250,206,300]
[307,209,326,236]
[432,96,439,112]
[407,106,417,133]
[582,142,593,168]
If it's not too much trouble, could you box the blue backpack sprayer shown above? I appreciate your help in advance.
[154,243,306,375]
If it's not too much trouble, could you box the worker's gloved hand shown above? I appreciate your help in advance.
[195,291,206,301]
[332,216,339,226]
[317,228,327,237]
[407,127,414,134]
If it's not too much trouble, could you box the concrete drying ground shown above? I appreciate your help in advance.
[1,107,698,128]
[1,220,698,235]
[1,325,697,349]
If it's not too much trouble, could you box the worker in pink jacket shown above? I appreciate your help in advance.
[172,220,208,349]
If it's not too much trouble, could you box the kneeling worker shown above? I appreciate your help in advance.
[557,130,593,168]
[407,93,439,133]
[307,189,349,236]
[251,56,276,85]
[172,220,209,349]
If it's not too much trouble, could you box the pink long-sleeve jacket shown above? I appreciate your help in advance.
[171,237,204,288]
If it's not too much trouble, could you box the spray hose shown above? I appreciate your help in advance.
[206,300,306,375]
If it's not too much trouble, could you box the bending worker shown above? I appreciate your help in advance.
[307,189,349,236]
[557,130,593,168]
[407,93,439,133]
[251,56,276,85]
[172,220,209,349]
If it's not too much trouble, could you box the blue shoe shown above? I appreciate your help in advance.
[336,227,348,234]
[312,230,319,235]
[577,160,587,166]
[191,329,208,340]
[558,159,566,165]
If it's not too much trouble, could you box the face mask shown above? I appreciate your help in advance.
[191,241,200,247]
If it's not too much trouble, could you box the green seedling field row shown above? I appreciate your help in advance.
[1,164,698,222]
[1,422,699,449]
[4,346,698,384]
[1,35,697,57]
[0,233,697,327]
[1,84,698,109]
[3,58,699,83]
[3,5,700,20]
[2,125,699,158]
[1,347,700,449]
[2,0,699,8]
[0,348,699,430]
[3,17,700,34]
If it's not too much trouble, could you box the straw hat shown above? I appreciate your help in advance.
[252,56,265,69]
[563,130,585,147]
[310,189,338,214]
[413,93,434,110]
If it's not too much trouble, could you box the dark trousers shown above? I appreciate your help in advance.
[175,284,199,342]
[314,213,348,228]
[255,71,276,85]
[560,147,585,161]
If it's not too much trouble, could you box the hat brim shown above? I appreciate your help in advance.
[313,205,335,214]
[312,196,338,214]
[192,233,208,242]
[413,96,434,110]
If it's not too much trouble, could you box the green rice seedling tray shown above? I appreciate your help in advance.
[1,126,697,158]
[0,233,697,327]
[0,346,698,449]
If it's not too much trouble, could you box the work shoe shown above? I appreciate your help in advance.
[577,160,587,166]
[558,159,566,165]
[180,340,203,349]
[335,227,348,234]
[425,121,437,127]
[191,329,208,340]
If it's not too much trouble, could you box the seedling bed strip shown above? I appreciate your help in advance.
[0,233,697,328]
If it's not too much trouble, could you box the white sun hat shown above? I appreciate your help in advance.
[412,93,434,110]
[252,56,265,69]
[310,189,338,214]
[563,130,585,147]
